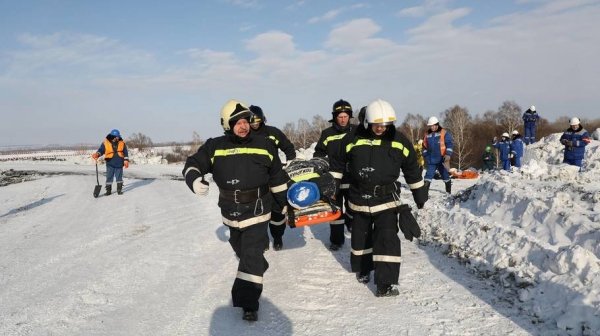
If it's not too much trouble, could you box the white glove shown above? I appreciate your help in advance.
[193,178,209,196]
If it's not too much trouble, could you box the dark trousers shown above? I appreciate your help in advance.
[524,124,536,145]
[228,222,269,311]
[351,210,401,286]
[330,189,349,245]
[268,211,286,241]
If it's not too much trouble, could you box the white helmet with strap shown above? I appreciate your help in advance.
[502,132,510,138]
[530,105,536,112]
[364,99,396,129]
[220,99,251,132]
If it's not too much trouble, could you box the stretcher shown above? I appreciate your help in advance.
[285,158,342,227]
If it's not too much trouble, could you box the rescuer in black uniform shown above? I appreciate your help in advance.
[329,99,428,297]
[249,104,296,251]
[183,99,289,321]
[314,99,355,251]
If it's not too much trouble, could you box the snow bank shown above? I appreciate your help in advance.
[419,133,600,334]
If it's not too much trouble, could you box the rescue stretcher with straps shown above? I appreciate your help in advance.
[284,158,341,228]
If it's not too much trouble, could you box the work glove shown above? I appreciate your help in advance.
[91,152,100,160]
[493,136,498,142]
[509,153,514,159]
[124,160,129,168]
[444,155,451,164]
[411,184,428,209]
[317,172,338,199]
[565,140,573,147]
[398,204,421,241]
[192,177,209,196]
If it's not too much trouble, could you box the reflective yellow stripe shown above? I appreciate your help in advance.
[351,248,373,256]
[323,133,346,146]
[268,135,279,145]
[211,148,273,164]
[222,213,271,229]
[291,172,320,182]
[237,271,263,284]
[391,141,410,157]
[373,255,402,263]
[348,201,399,213]
[346,139,410,157]
[270,183,288,193]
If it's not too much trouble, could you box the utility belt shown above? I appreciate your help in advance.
[358,182,400,198]
[219,185,270,204]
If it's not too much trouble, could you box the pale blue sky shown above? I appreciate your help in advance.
[1,0,599,146]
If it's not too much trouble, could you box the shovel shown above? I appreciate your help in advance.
[93,161,102,198]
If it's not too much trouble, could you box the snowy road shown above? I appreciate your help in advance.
[0,168,541,335]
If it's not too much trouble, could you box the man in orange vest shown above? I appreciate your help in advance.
[92,129,129,195]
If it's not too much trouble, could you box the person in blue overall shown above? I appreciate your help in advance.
[522,105,540,145]
[493,132,512,171]
[423,116,454,194]
[92,129,129,195]
[511,130,525,168]
[560,117,591,169]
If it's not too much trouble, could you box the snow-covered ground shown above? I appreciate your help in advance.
[0,134,598,335]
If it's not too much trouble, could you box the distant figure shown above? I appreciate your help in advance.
[423,116,454,194]
[522,105,540,145]
[560,117,591,168]
[511,130,525,168]
[414,139,425,174]
[493,132,512,171]
[249,104,296,251]
[92,129,129,195]
[481,145,496,171]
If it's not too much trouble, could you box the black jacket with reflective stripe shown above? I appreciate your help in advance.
[330,126,424,207]
[183,133,289,221]
[314,124,354,159]
[252,124,296,161]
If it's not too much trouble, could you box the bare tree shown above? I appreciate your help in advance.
[442,105,474,170]
[497,100,522,135]
[297,119,312,149]
[190,131,204,153]
[399,113,426,144]
[127,132,153,152]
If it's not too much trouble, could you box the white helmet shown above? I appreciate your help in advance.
[220,99,251,132]
[427,116,439,126]
[502,132,510,138]
[569,117,580,126]
[530,105,536,112]
[364,99,396,129]
[512,130,519,135]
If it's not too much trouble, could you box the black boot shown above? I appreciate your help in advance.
[105,184,112,196]
[445,181,452,194]
[376,284,399,297]
[273,237,283,251]
[424,180,430,194]
[117,182,123,195]
[242,308,258,321]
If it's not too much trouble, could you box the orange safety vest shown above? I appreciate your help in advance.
[423,129,446,156]
[103,139,125,159]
